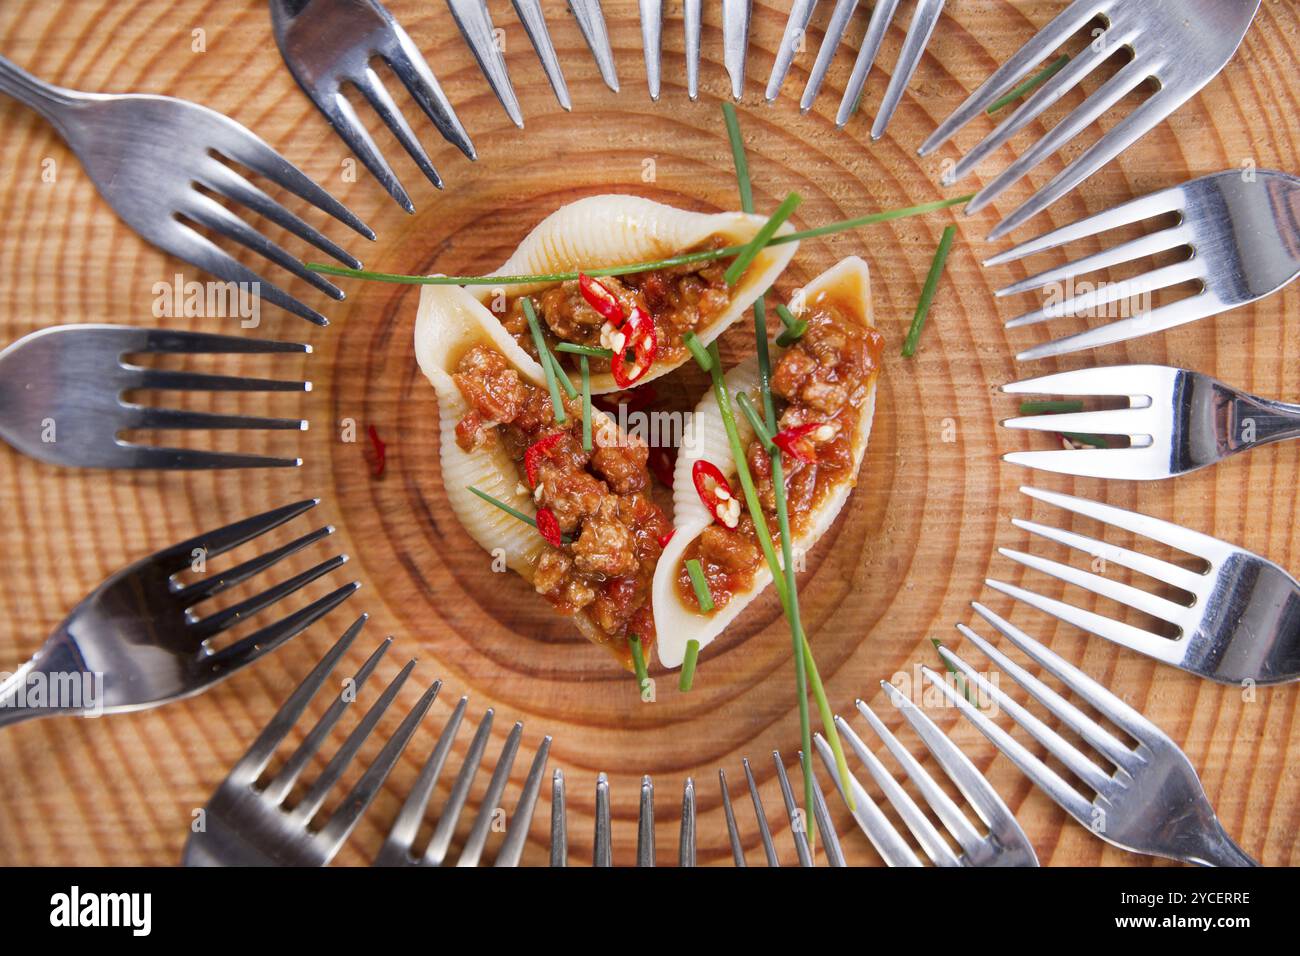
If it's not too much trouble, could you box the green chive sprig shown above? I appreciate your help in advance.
[679,639,701,692]
[556,342,615,359]
[1018,399,1084,415]
[736,391,775,453]
[682,331,713,372]
[774,302,808,347]
[685,559,715,612]
[724,192,802,287]
[987,54,1070,113]
[580,356,592,452]
[467,485,572,544]
[628,634,650,692]
[902,224,957,358]
[522,298,568,418]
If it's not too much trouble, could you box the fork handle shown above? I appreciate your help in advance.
[0,661,55,728]
[1191,819,1260,867]
[1228,391,1300,452]
[0,55,77,129]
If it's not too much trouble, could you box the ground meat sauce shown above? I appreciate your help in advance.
[499,238,734,374]
[452,344,673,667]
[676,294,885,612]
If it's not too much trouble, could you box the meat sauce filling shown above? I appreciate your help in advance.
[499,238,733,374]
[676,295,885,612]
[452,344,672,667]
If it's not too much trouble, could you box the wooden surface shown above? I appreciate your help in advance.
[0,0,1297,867]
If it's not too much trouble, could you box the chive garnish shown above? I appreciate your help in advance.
[679,639,701,692]
[522,298,567,420]
[628,633,649,691]
[682,331,713,372]
[987,54,1070,114]
[550,350,578,400]
[467,485,573,544]
[774,302,808,347]
[580,356,592,452]
[555,342,615,359]
[931,638,980,707]
[1019,400,1084,415]
[685,558,715,612]
[736,391,775,453]
[724,192,802,287]
[306,195,974,287]
[902,224,957,358]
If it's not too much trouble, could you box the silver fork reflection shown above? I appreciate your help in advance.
[374,702,551,867]
[1002,364,1300,480]
[921,0,1260,240]
[930,602,1257,866]
[986,170,1300,360]
[990,486,1300,685]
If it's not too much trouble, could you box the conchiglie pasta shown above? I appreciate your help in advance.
[653,257,882,669]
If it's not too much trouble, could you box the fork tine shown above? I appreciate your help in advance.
[684,0,702,100]
[1002,259,1202,329]
[513,0,571,109]
[1001,364,1157,398]
[129,368,310,394]
[766,0,818,102]
[550,768,567,866]
[228,613,369,780]
[1020,486,1231,562]
[383,30,477,162]
[290,657,417,825]
[961,609,1134,768]
[569,0,619,93]
[211,123,374,241]
[159,499,318,570]
[116,446,303,470]
[986,577,1185,665]
[495,735,551,867]
[856,696,983,858]
[123,406,306,433]
[742,757,779,866]
[1011,515,1206,594]
[177,524,334,604]
[458,721,524,866]
[1016,291,1225,360]
[870,0,944,140]
[989,86,1185,240]
[374,695,468,864]
[189,555,349,641]
[996,225,1191,298]
[813,733,922,866]
[196,161,362,270]
[918,0,1102,155]
[318,90,414,214]
[1002,446,1165,481]
[971,602,1165,744]
[163,224,330,325]
[920,663,1095,824]
[717,769,746,865]
[943,37,1125,186]
[722,0,751,99]
[771,752,814,866]
[637,775,655,866]
[593,772,612,866]
[801,0,859,112]
[316,677,440,860]
[679,777,696,866]
[132,329,310,356]
[355,67,448,186]
[835,0,897,125]
[834,715,961,866]
[204,581,360,680]
[638,0,662,101]
[239,632,387,806]
[984,185,1187,268]
[799,750,846,866]
[447,0,523,128]
[424,709,495,865]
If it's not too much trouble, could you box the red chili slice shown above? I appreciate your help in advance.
[578,273,627,326]
[535,507,562,548]
[611,306,657,388]
[657,528,676,549]
[773,421,826,464]
[524,432,564,488]
[692,459,737,526]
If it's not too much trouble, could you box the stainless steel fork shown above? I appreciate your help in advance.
[448,0,524,127]
[550,772,700,866]
[679,0,747,100]
[1002,364,1300,480]
[775,0,946,139]
[0,326,310,470]
[921,0,1261,240]
[569,0,620,93]
[269,0,476,214]
[813,686,1037,866]
[717,753,845,866]
[373,702,551,866]
[0,55,372,326]
[986,169,1300,360]
[0,499,358,728]
[183,615,434,865]
[990,486,1300,685]
[930,602,1258,866]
